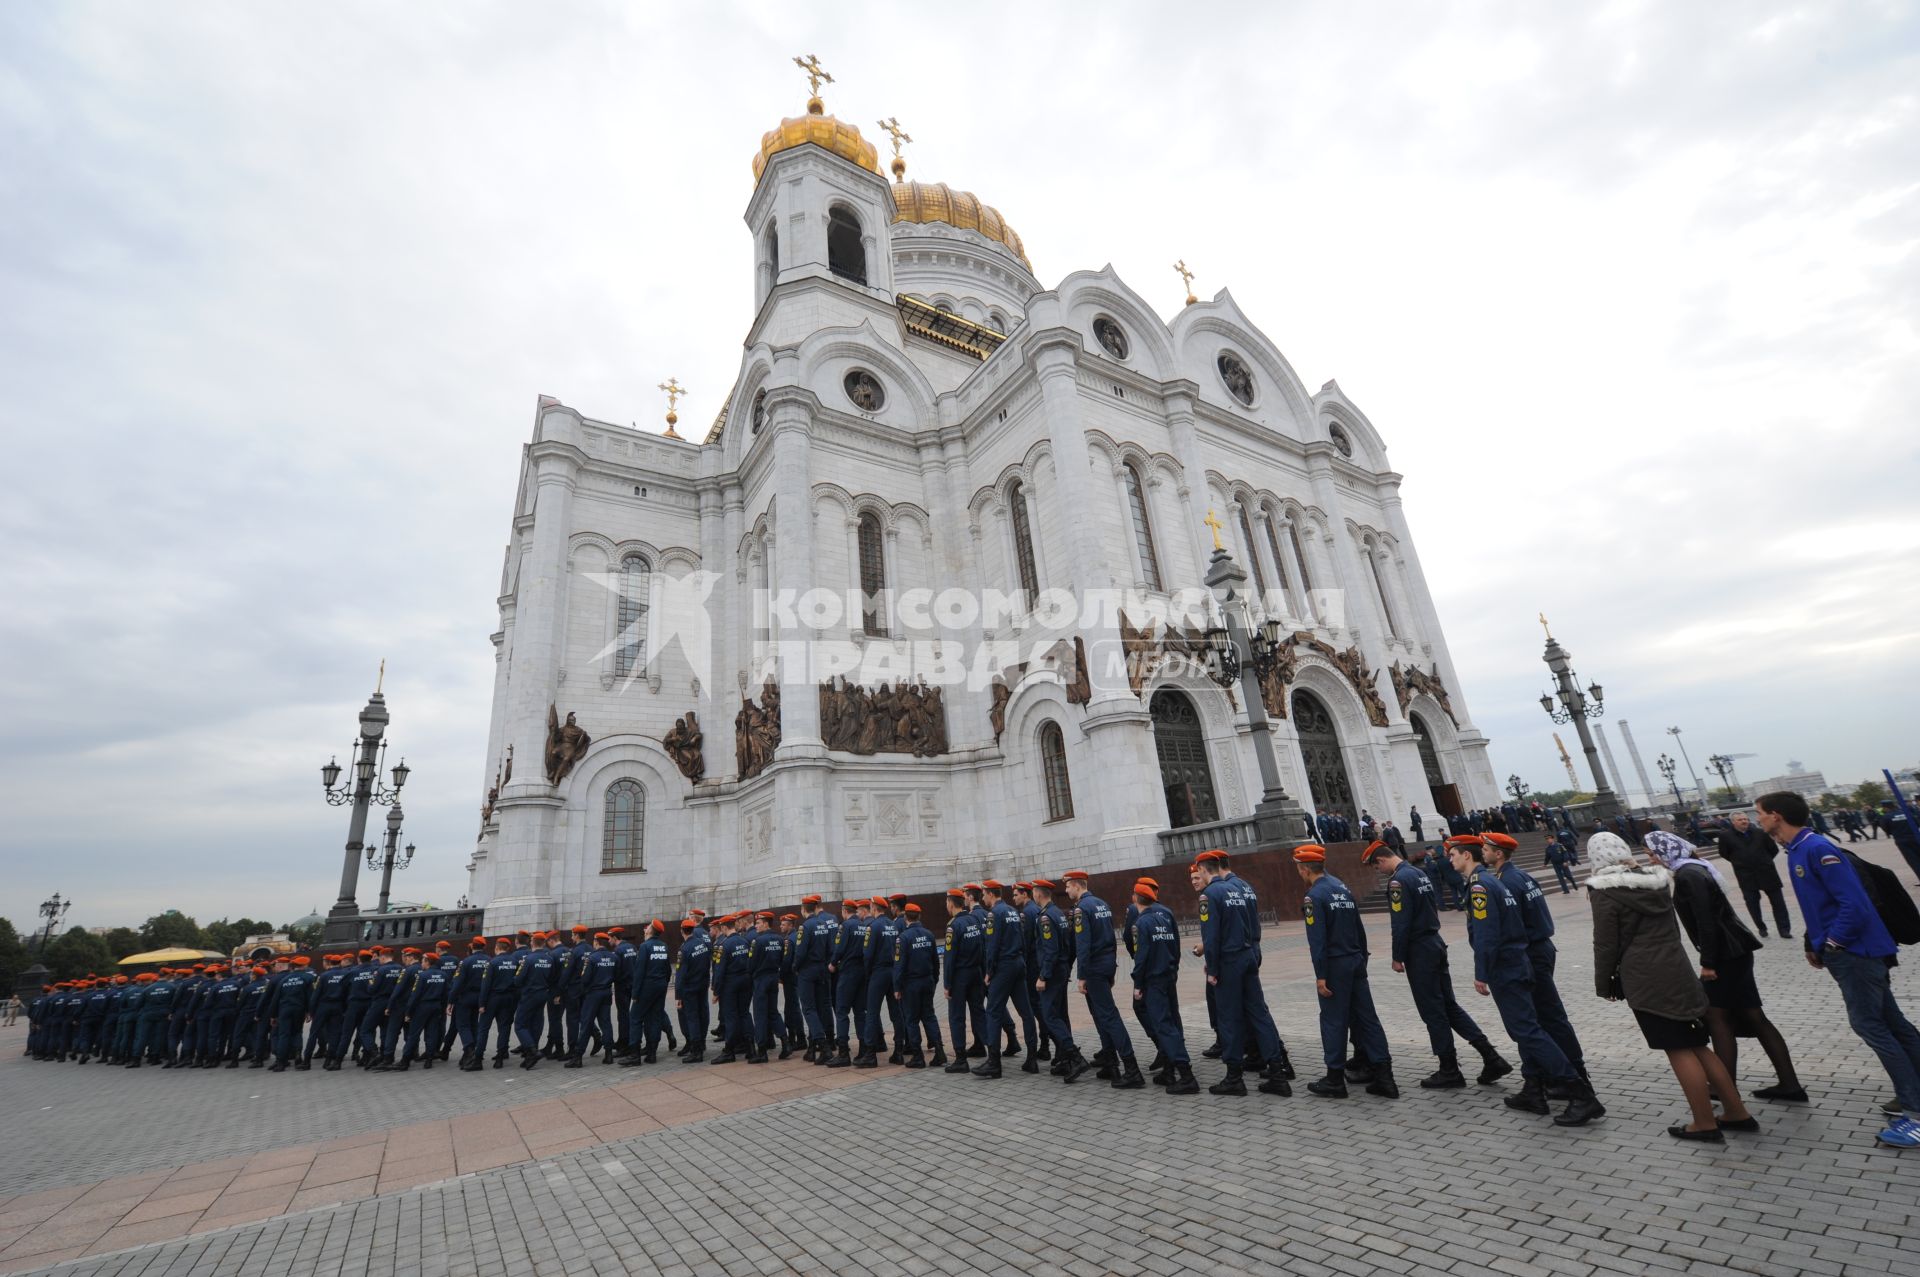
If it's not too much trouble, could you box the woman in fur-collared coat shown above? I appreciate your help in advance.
[1587,833,1760,1142]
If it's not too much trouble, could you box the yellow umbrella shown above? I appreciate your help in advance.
[117,947,226,965]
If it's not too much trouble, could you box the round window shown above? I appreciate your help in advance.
[844,369,885,412]
[1329,422,1353,457]
[1093,316,1129,361]
[1216,352,1255,406]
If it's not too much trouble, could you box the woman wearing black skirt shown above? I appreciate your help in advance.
[1645,830,1806,1102]
[1587,833,1759,1141]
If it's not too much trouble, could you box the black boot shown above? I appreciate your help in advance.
[1094,1049,1116,1081]
[1421,1058,1467,1089]
[1166,1063,1200,1095]
[943,1053,972,1074]
[1474,1039,1514,1085]
[1366,1067,1400,1099]
[928,1044,948,1068]
[1505,1078,1551,1114]
[778,1040,794,1061]
[1307,1071,1349,1098]
[1342,1055,1376,1085]
[564,1056,584,1069]
[682,1045,703,1063]
[825,1045,850,1069]
[1111,1055,1145,1090]
[904,1050,926,1069]
[1209,1066,1247,1096]
[965,1042,986,1059]
[1257,1065,1292,1097]
[1553,1078,1606,1127]
[1034,1043,1052,1062]
[852,1048,877,1070]
[1202,1040,1223,1059]
[711,1047,738,1065]
[1276,1044,1297,1080]
[1147,1051,1167,1073]
[972,1047,1002,1079]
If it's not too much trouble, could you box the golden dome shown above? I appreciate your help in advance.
[890,180,1031,272]
[752,99,881,184]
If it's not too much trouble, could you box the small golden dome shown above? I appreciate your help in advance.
[752,99,881,184]
[890,180,1031,272]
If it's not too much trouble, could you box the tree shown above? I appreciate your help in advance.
[1530,789,1594,808]
[45,927,113,981]
[203,917,274,958]
[1854,781,1891,809]
[101,927,144,960]
[284,921,322,948]
[138,911,204,951]
[1709,787,1744,806]
[1817,791,1850,812]
[0,918,28,993]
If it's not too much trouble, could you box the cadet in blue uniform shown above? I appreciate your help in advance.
[1195,850,1293,1096]
[1030,881,1083,1076]
[605,926,633,1054]
[942,889,987,1074]
[1130,881,1198,1094]
[241,964,276,1067]
[478,935,522,1068]
[1013,884,1052,1061]
[566,932,619,1067]
[301,955,350,1070]
[779,914,806,1047]
[973,881,1036,1079]
[1186,863,1222,1059]
[1064,870,1145,1089]
[1485,832,1589,1095]
[131,968,176,1068]
[827,899,869,1068]
[746,912,787,1064]
[1295,845,1397,1099]
[673,918,710,1062]
[1362,841,1510,1088]
[711,915,754,1063]
[268,956,317,1071]
[399,952,451,1067]
[559,924,591,1060]
[450,936,490,1070]
[1446,836,1603,1126]
[861,896,901,1068]
[795,895,835,1061]
[890,903,946,1068]
[512,931,560,1068]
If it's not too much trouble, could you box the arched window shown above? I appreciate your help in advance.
[857,511,887,636]
[766,224,779,274]
[1367,542,1398,637]
[988,310,1008,333]
[1039,721,1074,822]
[615,553,649,677]
[827,206,866,284]
[934,299,955,314]
[1007,480,1040,601]
[602,779,645,872]
[1262,514,1294,616]
[1237,508,1268,595]
[1123,463,1163,591]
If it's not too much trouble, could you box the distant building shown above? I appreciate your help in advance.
[1747,761,1827,798]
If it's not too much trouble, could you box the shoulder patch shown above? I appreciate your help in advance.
[1302,898,1316,925]
[1819,855,1843,866]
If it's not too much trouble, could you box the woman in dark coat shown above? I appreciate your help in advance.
[1645,831,1806,1102]
[1587,833,1759,1141]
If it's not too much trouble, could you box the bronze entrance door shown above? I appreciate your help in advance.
[1150,689,1218,828]
[1409,712,1454,815]
[1291,689,1356,826]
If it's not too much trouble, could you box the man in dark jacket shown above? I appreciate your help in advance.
[1716,813,1792,937]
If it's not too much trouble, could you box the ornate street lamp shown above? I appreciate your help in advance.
[1665,725,1708,804]
[367,803,417,916]
[1707,754,1742,804]
[1195,515,1308,848]
[319,667,412,945]
[37,892,71,950]
[1656,753,1686,810]
[1507,775,1531,804]
[1535,615,1622,821]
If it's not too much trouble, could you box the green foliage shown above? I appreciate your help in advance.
[138,911,204,951]
[45,927,113,981]
[1853,781,1891,808]
[101,927,144,960]
[1816,791,1850,812]
[1709,787,1744,806]
[0,918,28,992]
[1529,789,1594,808]
[203,917,274,957]
[284,922,323,948]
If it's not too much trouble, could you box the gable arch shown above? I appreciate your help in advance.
[797,320,941,431]
[1055,267,1180,380]
[1171,291,1317,432]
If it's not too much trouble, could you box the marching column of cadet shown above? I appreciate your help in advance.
[18,838,1605,1125]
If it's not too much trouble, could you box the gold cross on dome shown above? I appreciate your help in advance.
[1538,611,1552,639]
[658,378,686,438]
[794,54,833,101]
[1174,259,1197,306]
[877,116,912,158]
[1203,508,1225,551]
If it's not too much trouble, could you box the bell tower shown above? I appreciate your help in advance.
[745,55,897,320]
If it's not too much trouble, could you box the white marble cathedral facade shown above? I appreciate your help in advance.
[469,82,1497,933]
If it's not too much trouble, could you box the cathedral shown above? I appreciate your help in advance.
[468,63,1497,932]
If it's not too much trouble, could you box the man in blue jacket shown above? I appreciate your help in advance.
[512,931,559,1068]
[399,952,451,1068]
[1031,881,1082,1077]
[450,936,491,1070]
[1761,791,1920,1148]
[942,889,986,1075]
[826,899,869,1069]
[1064,870,1144,1090]
[1485,831,1588,1097]
[1295,845,1396,1099]
[1194,851,1293,1097]
[477,934,524,1069]
[794,895,835,1061]
[973,881,1035,1079]
[1130,881,1197,1094]
[672,918,710,1062]
[890,903,946,1068]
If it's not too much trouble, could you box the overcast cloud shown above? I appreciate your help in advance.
[2,1,1916,932]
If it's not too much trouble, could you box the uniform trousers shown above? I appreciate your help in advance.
[946,968,985,1056]
[752,972,785,1050]
[1079,972,1134,1060]
[451,1000,481,1055]
[1212,949,1283,1069]
[1317,954,1390,1071]
[676,985,709,1046]
[1526,943,1585,1074]
[832,966,867,1048]
[576,989,613,1059]
[898,980,943,1054]
[1137,976,1188,1065]
[478,997,517,1058]
[405,1007,445,1061]
[863,966,896,1049]
[1036,974,1076,1054]
[984,964,1033,1057]
[1403,937,1485,1060]
[1486,968,1575,1082]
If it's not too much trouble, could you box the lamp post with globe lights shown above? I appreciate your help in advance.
[1535,616,1622,822]
[1507,775,1531,805]
[369,804,417,916]
[36,893,71,951]
[1657,753,1687,811]
[319,672,410,944]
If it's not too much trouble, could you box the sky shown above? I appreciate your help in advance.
[2,1,1917,933]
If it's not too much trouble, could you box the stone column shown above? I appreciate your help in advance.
[1163,387,1214,586]
[765,392,824,755]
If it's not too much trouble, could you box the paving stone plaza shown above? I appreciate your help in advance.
[4,841,1917,1277]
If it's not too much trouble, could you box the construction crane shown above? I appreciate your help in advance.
[1708,751,1757,796]
[1553,733,1580,789]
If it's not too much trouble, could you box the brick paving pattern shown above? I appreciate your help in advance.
[4,839,1918,1276]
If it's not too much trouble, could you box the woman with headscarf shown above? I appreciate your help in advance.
[1587,832,1760,1141]
[1642,830,1806,1102]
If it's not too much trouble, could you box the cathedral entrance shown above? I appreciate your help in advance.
[1409,712,1463,818]
[1292,689,1357,827]
[1151,689,1219,828]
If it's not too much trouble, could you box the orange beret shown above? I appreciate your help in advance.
[800,894,823,905]
[1196,849,1229,864]
[961,883,982,892]
[608,926,625,936]
[571,924,588,935]
[1136,876,1160,889]
[1361,840,1389,862]
[1447,834,1484,847]
[946,889,966,901]
[1292,845,1327,863]
[293,955,311,966]
[869,896,887,907]
[758,910,775,920]
[593,932,610,942]
[403,947,422,956]
[471,936,489,948]
[1030,879,1055,890]
[903,903,922,915]
[358,949,373,958]
[422,953,441,965]
[1134,883,1159,901]
[1484,832,1519,851]
[680,919,696,930]
[888,893,907,903]
[252,965,267,976]
[1064,870,1090,882]
[981,879,1005,891]
[842,899,860,910]
[529,932,546,942]
[781,913,800,922]
[688,908,707,917]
